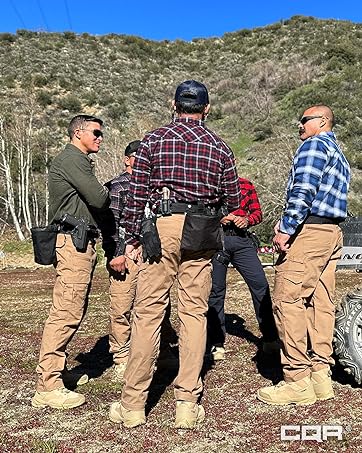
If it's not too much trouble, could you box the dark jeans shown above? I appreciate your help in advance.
[207,235,278,346]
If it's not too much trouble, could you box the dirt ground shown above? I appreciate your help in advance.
[0,259,361,453]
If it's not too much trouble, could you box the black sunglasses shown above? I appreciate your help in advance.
[299,115,323,125]
[80,128,103,138]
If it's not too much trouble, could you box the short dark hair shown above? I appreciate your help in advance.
[175,102,207,114]
[68,115,103,139]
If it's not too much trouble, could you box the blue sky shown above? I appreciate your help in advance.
[3,0,362,41]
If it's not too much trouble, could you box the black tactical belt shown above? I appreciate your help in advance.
[223,226,248,237]
[161,202,215,215]
[305,215,342,225]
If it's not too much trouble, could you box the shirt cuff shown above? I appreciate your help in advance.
[279,217,297,236]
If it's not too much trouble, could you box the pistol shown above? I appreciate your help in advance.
[59,213,88,252]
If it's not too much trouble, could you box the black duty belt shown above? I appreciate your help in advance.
[304,215,342,225]
[162,202,218,216]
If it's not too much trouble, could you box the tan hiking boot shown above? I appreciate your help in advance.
[257,376,317,406]
[63,370,89,387]
[31,387,85,409]
[174,401,205,429]
[311,368,334,400]
[109,402,146,428]
[113,362,128,380]
[210,346,226,361]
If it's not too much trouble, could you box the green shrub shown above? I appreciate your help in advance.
[0,33,16,43]
[36,90,52,107]
[58,95,82,112]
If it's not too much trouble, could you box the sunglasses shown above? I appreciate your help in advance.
[299,115,323,125]
[80,128,103,138]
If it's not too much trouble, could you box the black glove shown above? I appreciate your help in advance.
[140,216,162,261]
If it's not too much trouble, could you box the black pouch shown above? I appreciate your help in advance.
[31,224,58,265]
[248,231,261,249]
[181,213,223,252]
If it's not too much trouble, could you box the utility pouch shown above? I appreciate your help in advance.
[140,215,162,261]
[215,251,230,266]
[181,213,223,252]
[31,224,59,265]
[248,231,261,249]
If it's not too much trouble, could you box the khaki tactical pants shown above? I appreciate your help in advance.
[36,233,97,392]
[273,224,343,382]
[121,214,214,410]
[108,258,139,364]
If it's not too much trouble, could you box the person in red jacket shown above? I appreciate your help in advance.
[207,178,279,361]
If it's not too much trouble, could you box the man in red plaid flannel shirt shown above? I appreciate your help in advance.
[207,178,279,361]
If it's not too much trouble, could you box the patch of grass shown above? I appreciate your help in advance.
[230,132,253,159]
[31,439,59,453]
[1,239,33,254]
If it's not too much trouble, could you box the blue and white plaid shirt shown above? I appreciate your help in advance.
[280,131,350,235]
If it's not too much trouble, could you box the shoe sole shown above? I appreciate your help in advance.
[256,392,316,406]
[31,397,85,409]
[175,405,205,429]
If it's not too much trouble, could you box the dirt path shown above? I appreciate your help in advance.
[0,266,361,452]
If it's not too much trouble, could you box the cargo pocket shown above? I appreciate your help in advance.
[274,258,304,303]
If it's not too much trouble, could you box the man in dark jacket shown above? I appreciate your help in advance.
[102,140,140,379]
[32,115,109,410]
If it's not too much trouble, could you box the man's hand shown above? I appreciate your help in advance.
[125,244,143,264]
[233,215,249,229]
[220,214,235,225]
[109,255,127,274]
[273,231,291,253]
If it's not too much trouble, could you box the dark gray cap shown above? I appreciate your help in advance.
[124,140,141,156]
[174,80,209,105]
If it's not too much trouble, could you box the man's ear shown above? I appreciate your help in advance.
[204,104,210,115]
[171,100,176,111]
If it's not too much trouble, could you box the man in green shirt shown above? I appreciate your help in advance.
[32,115,109,409]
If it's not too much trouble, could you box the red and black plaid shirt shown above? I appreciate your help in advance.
[232,178,262,226]
[124,117,241,244]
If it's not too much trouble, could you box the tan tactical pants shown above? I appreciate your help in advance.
[36,233,97,392]
[108,258,139,364]
[121,214,214,410]
[273,224,343,382]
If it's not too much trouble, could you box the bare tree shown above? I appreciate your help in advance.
[0,118,26,240]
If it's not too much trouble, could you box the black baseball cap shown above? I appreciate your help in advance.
[124,140,141,157]
[174,80,209,105]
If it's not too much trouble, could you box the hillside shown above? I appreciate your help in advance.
[0,15,361,240]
